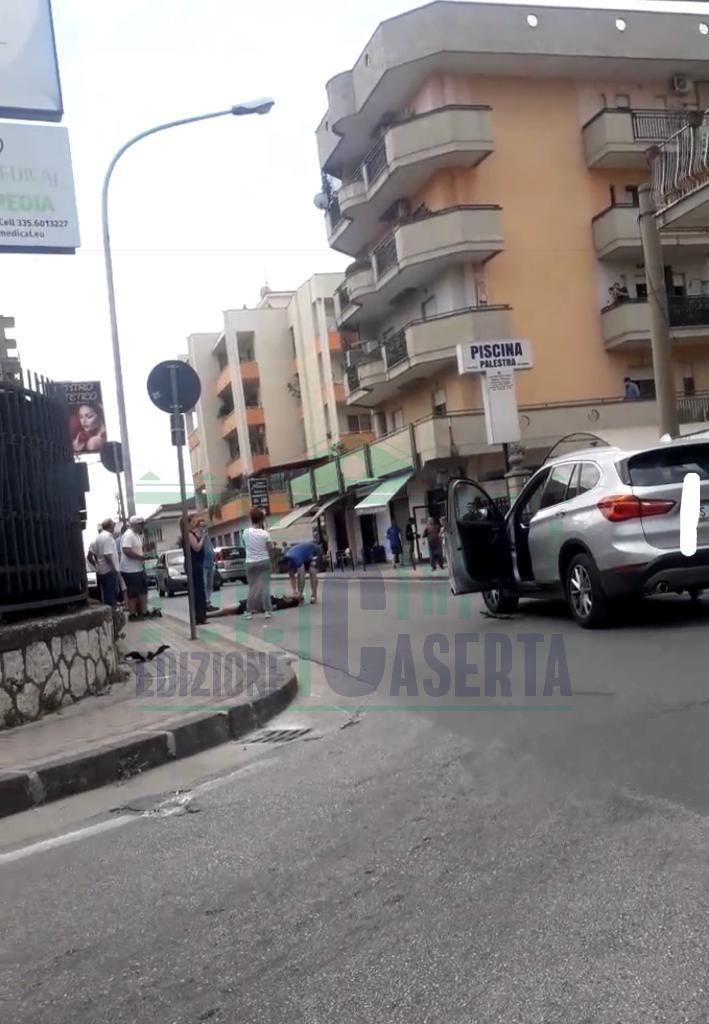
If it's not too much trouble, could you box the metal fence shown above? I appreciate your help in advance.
[383,329,408,369]
[363,137,387,185]
[630,109,689,143]
[0,378,88,615]
[669,295,709,328]
[650,111,709,211]
[373,233,398,278]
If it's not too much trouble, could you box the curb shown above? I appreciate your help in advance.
[0,667,298,820]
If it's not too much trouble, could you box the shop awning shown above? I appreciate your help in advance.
[313,494,344,517]
[354,471,414,514]
[271,503,317,530]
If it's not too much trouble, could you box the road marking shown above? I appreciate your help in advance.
[0,815,136,866]
[680,471,700,557]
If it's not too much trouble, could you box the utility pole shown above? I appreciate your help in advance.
[638,183,679,439]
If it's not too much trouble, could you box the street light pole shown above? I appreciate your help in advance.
[101,100,275,517]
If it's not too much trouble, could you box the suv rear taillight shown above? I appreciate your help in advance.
[597,495,675,522]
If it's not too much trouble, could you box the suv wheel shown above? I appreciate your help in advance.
[565,553,611,629]
[482,589,519,616]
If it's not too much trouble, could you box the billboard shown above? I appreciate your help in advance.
[0,0,62,122]
[51,381,107,455]
[0,123,80,253]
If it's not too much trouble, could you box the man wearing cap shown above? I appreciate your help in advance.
[120,515,147,619]
[89,518,122,607]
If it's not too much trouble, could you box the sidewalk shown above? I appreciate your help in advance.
[0,615,297,818]
[320,565,449,581]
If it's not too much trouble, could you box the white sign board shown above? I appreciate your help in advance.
[0,123,79,253]
[0,1,62,121]
[457,338,533,374]
[481,368,521,445]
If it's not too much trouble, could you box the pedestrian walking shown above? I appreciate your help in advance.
[183,513,207,625]
[89,518,121,607]
[243,507,274,621]
[424,516,445,571]
[280,540,322,605]
[202,531,216,611]
[386,519,403,566]
[405,517,418,568]
[120,515,148,619]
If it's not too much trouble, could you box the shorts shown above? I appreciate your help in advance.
[123,570,147,598]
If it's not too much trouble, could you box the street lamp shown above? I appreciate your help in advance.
[101,98,275,517]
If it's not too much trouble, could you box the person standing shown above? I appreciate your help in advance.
[120,516,148,619]
[202,531,216,611]
[243,507,274,622]
[184,513,207,625]
[623,376,640,400]
[405,517,418,569]
[386,519,403,567]
[89,518,121,607]
[423,516,445,571]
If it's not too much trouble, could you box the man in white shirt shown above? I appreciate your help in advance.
[88,519,121,607]
[120,515,147,619]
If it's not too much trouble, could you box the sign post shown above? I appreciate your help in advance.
[457,339,534,446]
[99,441,125,524]
[147,359,202,640]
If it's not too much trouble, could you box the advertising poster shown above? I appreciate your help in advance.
[51,381,107,455]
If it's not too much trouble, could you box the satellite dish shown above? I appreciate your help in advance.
[313,191,329,211]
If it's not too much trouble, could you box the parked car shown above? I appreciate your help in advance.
[445,438,709,629]
[144,557,159,589]
[154,549,188,597]
[213,545,247,585]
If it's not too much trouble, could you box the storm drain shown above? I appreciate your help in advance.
[246,726,312,744]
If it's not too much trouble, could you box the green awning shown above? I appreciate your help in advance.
[354,471,414,514]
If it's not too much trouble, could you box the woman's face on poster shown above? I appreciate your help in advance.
[78,404,102,433]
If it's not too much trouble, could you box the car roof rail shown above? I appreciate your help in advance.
[542,432,612,464]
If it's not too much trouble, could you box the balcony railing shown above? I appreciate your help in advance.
[346,365,360,391]
[651,111,709,210]
[372,233,397,278]
[383,329,408,369]
[669,294,709,327]
[327,194,342,232]
[363,137,387,185]
[630,109,690,142]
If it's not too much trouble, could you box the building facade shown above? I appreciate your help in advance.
[304,1,709,563]
[186,275,375,545]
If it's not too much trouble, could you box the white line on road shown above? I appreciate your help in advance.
[0,815,136,865]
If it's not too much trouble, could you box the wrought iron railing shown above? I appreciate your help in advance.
[327,194,342,232]
[373,233,397,278]
[669,294,709,327]
[650,110,709,211]
[363,137,387,185]
[678,394,709,424]
[383,329,408,369]
[630,109,690,143]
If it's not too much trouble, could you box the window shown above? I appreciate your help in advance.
[684,376,696,397]
[673,272,687,297]
[637,378,656,400]
[539,464,575,510]
[421,295,437,320]
[347,414,371,433]
[624,185,639,207]
[324,299,337,332]
[237,332,255,363]
[433,388,447,416]
[627,444,709,486]
[635,275,648,299]
[374,412,387,437]
[227,434,240,460]
[390,408,404,431]
[249,424,268,455]
[517,470,549,526]
[568,462,601,499]
[454,481,497,521]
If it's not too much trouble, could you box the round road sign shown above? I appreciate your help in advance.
[147,360,201,414]
[100,441,123,474]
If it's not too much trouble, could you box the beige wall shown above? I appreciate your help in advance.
[187,332,227,501]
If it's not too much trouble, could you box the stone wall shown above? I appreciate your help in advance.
[0,605,121,729]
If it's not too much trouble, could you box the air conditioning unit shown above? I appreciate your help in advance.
[672,74,693,95]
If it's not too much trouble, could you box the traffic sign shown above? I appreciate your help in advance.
[100,441,123,474]
[147,360,201,414]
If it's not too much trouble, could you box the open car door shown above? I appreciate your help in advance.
[446,478,512,595]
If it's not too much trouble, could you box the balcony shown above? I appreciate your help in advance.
[345,349,387,406]
[220,411,238,437]
[239,359,260,381]
[582,108,690,169]
[245,406,265,426]
[252,453,271,472]
[651,112,709,230]
[592,202,709,261]
[327,331,342,352]
[327,106,494,256]
[226,457,244,479]
[600,296,709,349]
[215,365,231,395]
[336,206,504,327]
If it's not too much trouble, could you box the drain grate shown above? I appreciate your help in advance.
[246,726,312,744]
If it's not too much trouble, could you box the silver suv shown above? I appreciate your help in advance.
[446,438,709,628]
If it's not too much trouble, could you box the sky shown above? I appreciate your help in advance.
[6,0,709,532]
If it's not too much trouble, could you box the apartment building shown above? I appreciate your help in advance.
[297,1,709,562]
[186,275,375,543]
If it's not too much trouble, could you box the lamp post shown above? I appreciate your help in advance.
[101,98,275,517]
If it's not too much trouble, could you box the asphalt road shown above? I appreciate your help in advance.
[3,578,709,1023]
